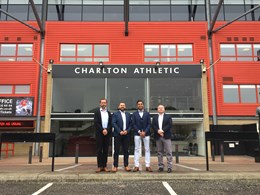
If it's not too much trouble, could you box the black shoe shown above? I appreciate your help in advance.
[167,168,172,173]
[158,167,163,172]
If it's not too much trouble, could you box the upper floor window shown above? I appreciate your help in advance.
[144,44,193,62]
[223,84,259,103]
[0,84,30,95]
[60,44,109,62]
[0,44,33,62]
[220,44,260,62]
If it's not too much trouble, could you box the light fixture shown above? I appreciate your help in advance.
[199,59,204,64]
[155,61,160,66]
[49,59,54,64]
[99,61,104,68]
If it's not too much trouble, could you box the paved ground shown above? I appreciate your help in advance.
[0,155,260,181]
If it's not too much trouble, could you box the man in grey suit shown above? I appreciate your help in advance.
[152,104,173,173]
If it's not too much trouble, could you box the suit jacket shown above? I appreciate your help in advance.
[112,110,132,137]
[94,108,112,136]
[152,113,172,140]
[132,110,151,136]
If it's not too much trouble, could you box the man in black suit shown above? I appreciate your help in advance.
[152,104,173,173]
[112,102,132,172]
[94,98,112,173]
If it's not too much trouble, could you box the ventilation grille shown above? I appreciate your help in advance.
[17,37,21,41]
[222,77,234,82]
[4,37,9,41]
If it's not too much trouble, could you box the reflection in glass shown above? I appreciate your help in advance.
[240,85,256,103]
[52,78,105,113]
[18,44,33,56]
[150,78,202,112]
[0,85,12,94]
[223,85,239,103]
[0,44,16,56]
[15,85,30,94]
[60,44,76,56]
[107,78,145,112]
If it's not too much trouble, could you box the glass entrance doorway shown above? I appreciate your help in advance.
[50,118,204,157]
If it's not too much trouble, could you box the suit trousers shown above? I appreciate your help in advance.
[113,135,130,167]
[134,135,151,167]
[156,137,173,169]
[96,133,110,168]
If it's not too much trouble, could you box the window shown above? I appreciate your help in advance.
[52,78,105,113]
[0,85,30,95]
[150,78,202,112]
[0,44,33,62]
[223,85,239,103]
[144,44,193,62]
[223,84,259,103]
[60,44,109,62]
[220,44,260,62]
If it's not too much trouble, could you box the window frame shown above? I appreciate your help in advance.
[0,84,31,96]
[144,43,194,63]
[220,43,260,62]
[59,43,110,63]
[0,43,33,62]
[223,84,259,104]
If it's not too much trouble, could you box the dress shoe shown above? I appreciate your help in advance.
[133,167,139,172]
[167,168,172,173]
[125,166,131,172]
[146,167,153,172]
[111,167,118,173]
[95,167,102,173]
[158,167,164,172]
[103,167,110,172]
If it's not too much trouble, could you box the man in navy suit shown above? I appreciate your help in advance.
[152,104,173,173]
[132,100,153,172]
[112,102,132,172]
[94,98,112,173]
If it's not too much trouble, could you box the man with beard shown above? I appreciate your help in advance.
[111,102,132,172]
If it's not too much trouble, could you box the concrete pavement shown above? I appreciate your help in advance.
[0,156,260,182]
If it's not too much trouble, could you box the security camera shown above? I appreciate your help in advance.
[47,68,52,74]
[202,67,206,73]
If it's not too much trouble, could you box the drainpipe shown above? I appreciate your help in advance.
[34,0,48,155]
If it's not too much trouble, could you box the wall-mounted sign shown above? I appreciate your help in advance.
[0,97,34,116]
[0,121,34,128]
[52,65,202,78]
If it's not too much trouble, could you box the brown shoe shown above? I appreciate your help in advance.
[103,167,110,172]
[111,167,118,173]
[96,167,102,173]
[133,167,139,172]
[146,167,153,172]
[125,166,131,172]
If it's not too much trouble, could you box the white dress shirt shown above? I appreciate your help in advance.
[100,108,109,129]
[158,113,164,130]
[138,110,144,118]
[120,111,126,130]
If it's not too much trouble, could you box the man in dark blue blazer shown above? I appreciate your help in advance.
[111,102,132,172]
[132,100,152,172]
[94,98,112,173]
[152,104,173,173]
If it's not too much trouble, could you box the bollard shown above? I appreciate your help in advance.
[75,144,79,164]
[175,144,179,164]
[220,143,224,162]
[28,146,32,164]
[39,146,43,162]
[211,143,215,161]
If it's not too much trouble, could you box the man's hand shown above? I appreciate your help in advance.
[140,131,146,138]
[158,129,164,137]
[123,130,128,135]
[120,130,125,135]
[102,129,108,136]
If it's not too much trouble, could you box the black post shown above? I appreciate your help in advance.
[220,143,224,162]
[28,146,33,164]
[211,143,215,161]
[175,144,179,164]
[52,142,55,172]
[0,142,2,160]
[75,144,79,164]
[205,139,209,171]
[39,146,43,162]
